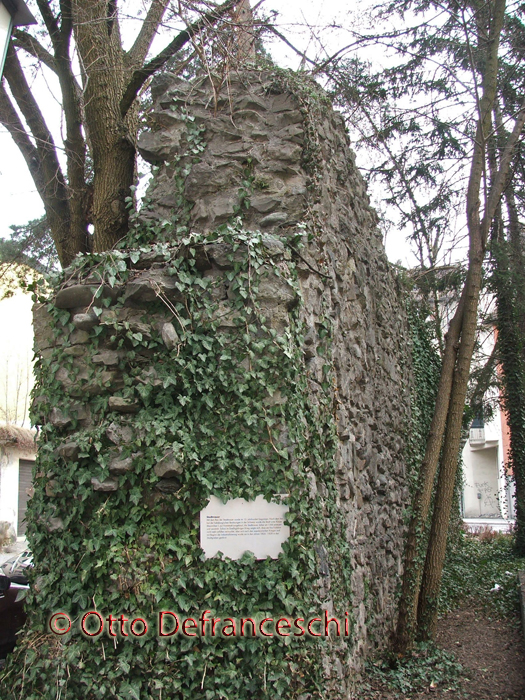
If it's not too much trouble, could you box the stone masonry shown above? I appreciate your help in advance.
[31,69,412,696]
[138,68,412,656]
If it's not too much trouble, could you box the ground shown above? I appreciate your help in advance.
[359,605,525,699]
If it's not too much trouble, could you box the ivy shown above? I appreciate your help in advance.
[405,302,442,494]
[2,225,354,699]
[0,67,369,699]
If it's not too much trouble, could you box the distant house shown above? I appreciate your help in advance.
[0,268,35,426]
[0,424,36,538]
[0,267,37,540]
[462,400,515,532]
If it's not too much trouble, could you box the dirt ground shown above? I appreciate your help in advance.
[359,606,525,699]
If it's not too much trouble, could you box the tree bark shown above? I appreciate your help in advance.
[71,0,132,252]
[393,287,465,653]
[416,246,483,638]
[415,0,510,639]
[394,0,510,650]
[1,45,73,266]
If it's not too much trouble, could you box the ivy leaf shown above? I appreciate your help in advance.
[120,680,142,700]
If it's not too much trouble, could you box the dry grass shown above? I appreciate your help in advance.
[0,424,37,453]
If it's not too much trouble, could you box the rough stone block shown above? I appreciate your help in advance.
[261,234,286,256]
[256,269,296,306]
[33,304,57,351]
[55,285,116,310]
[161,322,179,350]
[70,330,90,345]
[72,312,99,330]
[43,516,64,532]
[106,422,134,445]
[108,397,139,414]
[184,162,242,200]
[155,478,182,494]
[109,456,134,474]
[138,127,184,163]
[50,408,72,429]
[92,350,121,367]
[271,94,299,112]
[55,442,80,461]
[63,345,86,357]
[124,270,183,304]
[207,242,246,269]
[259,212,288,228]
[154,451,183,479]
[45,480,60,498]
[250,194,280,214]
[91,477,119,492]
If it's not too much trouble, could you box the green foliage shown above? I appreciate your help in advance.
[440,532,525,619]
[364,641,463,695]
[489,237,525,555]
[0,216,59,298]
[405,301,441,490]
[1,221,353,699]
[360,531,525,697]
[0,218,58,274]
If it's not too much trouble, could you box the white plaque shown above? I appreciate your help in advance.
[200,495,290,560]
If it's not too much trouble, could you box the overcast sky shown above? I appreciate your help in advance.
[0,0,416,266]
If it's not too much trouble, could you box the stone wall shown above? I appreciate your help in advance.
[138,68,412,654]
[27,69,412,698]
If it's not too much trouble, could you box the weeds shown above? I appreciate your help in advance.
[358,530,525,697]
[440,531,525,618]
[363,642,463,695]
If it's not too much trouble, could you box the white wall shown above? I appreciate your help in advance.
[0,279,34,426]
[463,445,501,517]
[462,401,513,519]
[0,445,35,536]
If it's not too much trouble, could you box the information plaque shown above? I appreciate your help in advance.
[200,495,290,560]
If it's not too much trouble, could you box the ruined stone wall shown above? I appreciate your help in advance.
[26,70,412,699]
[139,68,412,653]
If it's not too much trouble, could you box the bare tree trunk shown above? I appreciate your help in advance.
[416,248,483,638]
[235,0,255,60]
[393,290,465,652]
[72,0,131,251]
[414,0,513,639]
[394,0,511,651]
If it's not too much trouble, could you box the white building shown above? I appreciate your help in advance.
[462,405,515,532]
[0,424,36,538]
[0,267,37,540]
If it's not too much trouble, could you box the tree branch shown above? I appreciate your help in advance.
[3,46,64,179]
[11,29,57,73]
[264,24,317,69]
[125,0,169,69]
[0,84,45,194]
[481,98,525,244]
[35,0,61,51]
[3,44,72,264]
[120,0,237,117]
[59,0,73,48]
[469,338,499,411]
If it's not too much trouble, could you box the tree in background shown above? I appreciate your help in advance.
[0,0,246,267]
[320,0,525,647]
